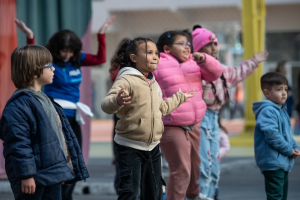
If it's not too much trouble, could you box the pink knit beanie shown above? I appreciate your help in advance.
[192,25,218,52]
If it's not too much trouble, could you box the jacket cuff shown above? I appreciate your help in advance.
[177,91,187,103]
[21,175,34,180]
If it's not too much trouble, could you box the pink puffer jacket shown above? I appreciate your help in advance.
[153,53,223,126]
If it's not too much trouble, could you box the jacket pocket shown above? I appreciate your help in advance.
[132,118,152,137]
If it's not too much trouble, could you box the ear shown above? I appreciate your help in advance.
[130,54,138,64]
[33,75,38,79]
[163,45,170,53]
[262,89,270,98]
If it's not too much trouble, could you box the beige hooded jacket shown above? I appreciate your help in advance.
[101,67,187,151]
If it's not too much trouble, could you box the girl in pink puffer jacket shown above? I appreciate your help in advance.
[153,30,223,200]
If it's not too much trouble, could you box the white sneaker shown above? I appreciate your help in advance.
[186,193,208,200]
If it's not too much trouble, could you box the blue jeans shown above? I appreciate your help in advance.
[199,109,220,198]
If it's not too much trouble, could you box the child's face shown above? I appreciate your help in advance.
[263,84,288,105]
[59,48,74,62]
[132,41,159,75]
[199,42,218,58]
[168,35,191,62]
[37,63,55,85]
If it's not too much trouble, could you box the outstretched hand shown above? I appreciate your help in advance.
[15,19,34,39]
[116,88,131,106]
[193,52,206,64]
[99,16,116,34]
[179,88,195,99]
[254,50,269,63]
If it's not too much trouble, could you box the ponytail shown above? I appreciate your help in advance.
[210,74,230,106]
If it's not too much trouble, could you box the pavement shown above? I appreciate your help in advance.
[1,119,300,199]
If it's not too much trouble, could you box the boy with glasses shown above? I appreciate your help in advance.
[0,45,89,200]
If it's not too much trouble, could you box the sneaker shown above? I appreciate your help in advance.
[186,193,208,200]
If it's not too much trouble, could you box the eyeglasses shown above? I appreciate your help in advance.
[174,41,191,47]
[43,63,54,71]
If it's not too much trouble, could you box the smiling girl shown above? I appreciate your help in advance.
[153,31,223,200]
[101,38,194,200]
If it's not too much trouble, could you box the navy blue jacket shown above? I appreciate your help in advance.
[0,91,89,188]
[253,100,300,172]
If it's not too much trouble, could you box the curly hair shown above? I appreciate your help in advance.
[110,37,155,71]
[46,30,82,67]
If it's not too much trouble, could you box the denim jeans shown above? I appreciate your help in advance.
[199,109,220,198]
[114,142,165,200]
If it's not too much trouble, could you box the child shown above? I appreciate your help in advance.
[0,45,89,200]
[101,37,195,200]
[214,114,230,200]
[15,17,114,199]
[192,25,269,200]
[253,72,300,200]
[153,30,223,200]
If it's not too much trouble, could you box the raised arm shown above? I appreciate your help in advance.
[160,89,193,116]
[193,52,223,82]
[223,50,269,88]
[15,19,35,45]
[258,108,294,157]
[101,77,131,114]
[82,16,116,66]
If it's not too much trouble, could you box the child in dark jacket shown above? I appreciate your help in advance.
[0,45,89,200]
[253,72,300,200]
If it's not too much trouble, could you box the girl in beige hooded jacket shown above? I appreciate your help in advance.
[101,37,202,200]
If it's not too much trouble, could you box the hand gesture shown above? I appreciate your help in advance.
[21,177,36,194]
[193,52,206,64]
[254,50,269,63]
[15,19,34,39]
[292,149,300,159]
[116,88,131,106]
[179,88,195,99]
[99,16,116,34]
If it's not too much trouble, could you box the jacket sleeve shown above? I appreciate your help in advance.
[199,53,223,82]
[1,106,36,179]
[292,138,300,150]
[258,108,294,156]
[81,34,106,66]
[219,131,231,158]
[26,36,35,45]
[223,58,259,88]
[159,91,187,116]
[101,77,130,114]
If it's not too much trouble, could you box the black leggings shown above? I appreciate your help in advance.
[61,116,82,200]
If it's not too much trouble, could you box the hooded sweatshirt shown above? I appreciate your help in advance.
[101,67,187,151]
[253,100,300,172]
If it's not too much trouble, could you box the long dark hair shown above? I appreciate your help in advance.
[46,30,82,67]
[156,30,187,53]
[218,111,228,134]
[109,38,131,78]
[111,37,154,70]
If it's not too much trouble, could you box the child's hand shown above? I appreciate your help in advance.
[254,50,269,63]
[15,19,34,39]
[292,149,300,159]
[99,16,116,34]
[179,88,195,99]
[193,52,206,64]
[21,177,36,194]
[116,88,131,106]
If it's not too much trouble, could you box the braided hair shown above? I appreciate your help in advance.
[110,37,154,71]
